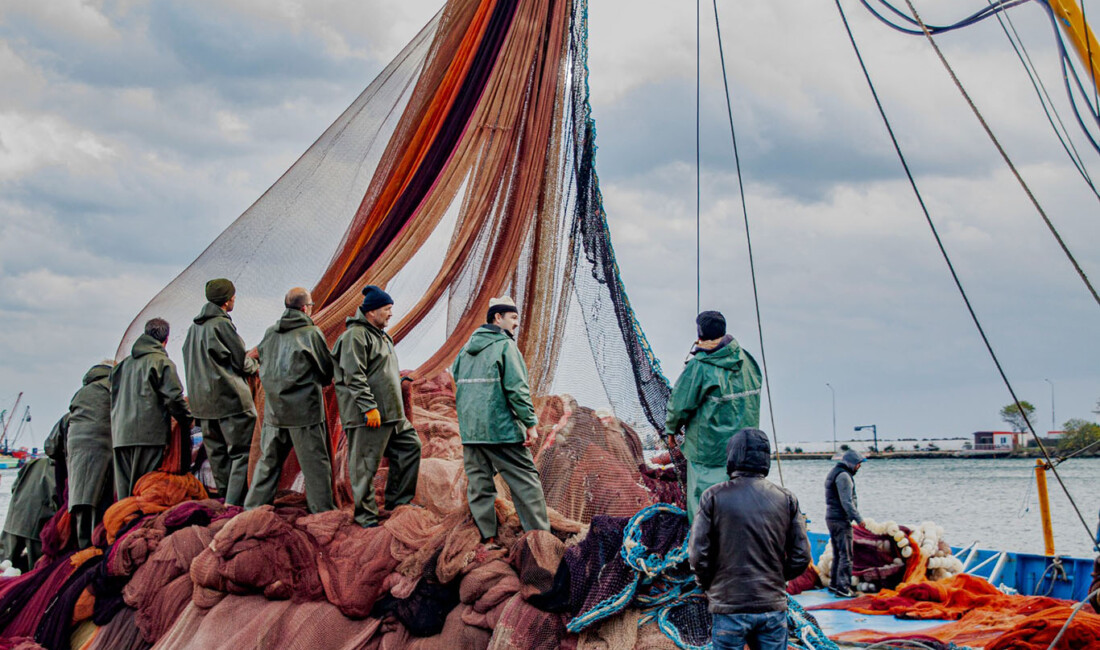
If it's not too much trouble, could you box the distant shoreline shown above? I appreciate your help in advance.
[774,449,1097,460]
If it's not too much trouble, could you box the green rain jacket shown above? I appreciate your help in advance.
[332,310,405,428]
[258,309,334,428]
[68,364,112,449]
[665,336,762,466]
[111,334,192,448]
[451,325,537,445]
[43,413,69,463]
[182,302,259,420]
[2,457,57,538]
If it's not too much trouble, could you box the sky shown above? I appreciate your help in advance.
[0,0,1097,449]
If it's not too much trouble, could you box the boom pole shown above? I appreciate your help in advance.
[1048,0,1100,93]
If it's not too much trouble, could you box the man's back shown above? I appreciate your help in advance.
[258,308,333,428]
[183,302,256,420]
[111,334,189,447]
[689,429,810,615]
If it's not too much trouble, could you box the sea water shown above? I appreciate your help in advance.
[1,457,1097,557]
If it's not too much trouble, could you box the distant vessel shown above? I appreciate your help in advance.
[0,392,33,468]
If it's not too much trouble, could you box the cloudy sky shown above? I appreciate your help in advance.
[0,0,1097,449]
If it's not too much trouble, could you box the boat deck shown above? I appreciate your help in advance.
[793,589,946,644]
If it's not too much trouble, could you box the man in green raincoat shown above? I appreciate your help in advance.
[111,318,193,499]
[67,361,114,548]
[333,285,421,527]
[245,287,336,514]
[452,296,549,545]
[183,278,259,506]
[665,311,761,524]
[1,456,57,572]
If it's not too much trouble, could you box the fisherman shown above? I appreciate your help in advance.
[664,311,762,524]
[43,413,70,506]
[689,429,810,650]
[66,361,114,548]
[183,278,259,506]
[245,287,336,514]
[111,318,193,499]
[824,449,865,598]
[0,456,57,572]
[452,296,549,546]
[332,285,420,527]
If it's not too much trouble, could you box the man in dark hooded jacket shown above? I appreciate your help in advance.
[689,428,810,650]
[245,287,336,514]
[824,449,865,597]
[333,285,420,527]
[67,362,114,548]
[1,456,57,572]
[111,318,192,499]
[665,311,762,524]
[452,296,549,545]
[183,278,259,506]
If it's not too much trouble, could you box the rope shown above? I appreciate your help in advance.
[831,0,1099,555]
[695,0,701,315]
[709,0,784,487]
[987,0,1100,201]
[787,596,841,650]
[901,0,1100,309]
[1046,587,1100,650]
[900,0,1100,554]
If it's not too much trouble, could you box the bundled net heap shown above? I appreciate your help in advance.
[3,0,1100,648]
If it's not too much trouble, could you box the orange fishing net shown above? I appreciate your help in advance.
[102,472,208,544]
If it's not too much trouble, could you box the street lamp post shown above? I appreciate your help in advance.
[855,424,878,453]
[1044,378,1055,433]
[825,383,837,454]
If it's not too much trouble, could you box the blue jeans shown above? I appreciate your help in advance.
[711,610,788,650]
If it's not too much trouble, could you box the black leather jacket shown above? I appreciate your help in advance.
[689,429,811,613]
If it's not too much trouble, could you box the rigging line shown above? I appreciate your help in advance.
[991,0,1100,199]
[1084,0,1100,118]
[696,0,702,315]
[710,0,783,487]
[834,0,1099,552]
[902,0,1100,308]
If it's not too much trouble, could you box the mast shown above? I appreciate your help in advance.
[0,392,22,454]
[1048,0,1100,92]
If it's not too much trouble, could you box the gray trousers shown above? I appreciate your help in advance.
[347,420,421,527]
[200,411,257,506]
[113,445,164,500]
[71,505,98,550]
[462,443,550,539]
[0,532,41,573]
[245,422,335,514]
[827,519,854,591]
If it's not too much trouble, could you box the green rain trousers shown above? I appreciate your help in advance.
[199,411,257,506]
[686,460,729,525]
[462,443,549,539]
[113,445,164,499]
[245,422,335,514]
[0,533,41,573]
[346,420,421,527]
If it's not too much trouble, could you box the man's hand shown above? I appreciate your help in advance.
[364,409,382,428]
[524,426,539,447]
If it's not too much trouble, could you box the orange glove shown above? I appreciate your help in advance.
[364,409,382,427]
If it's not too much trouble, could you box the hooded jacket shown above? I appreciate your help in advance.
[258,309,334,428]
[688,429,810,614]
[68,364,112,449]
[825,449,864,523]
[664,336,762,466]
[2,457,57,539]
[451,325,537,445]
[111,334,192,448]
[332,309,404,428]
[182,302,259,419]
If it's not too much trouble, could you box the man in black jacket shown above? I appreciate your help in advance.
[824,449,865,598]
[689,428,810,650]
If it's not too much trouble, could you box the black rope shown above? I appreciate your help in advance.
[833,0,1099,553]
[696,0,702,315]
[989,0,1100,200]
[710,0,783,487]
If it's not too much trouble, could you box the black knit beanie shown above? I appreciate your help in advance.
[361,285,394,314]
[696,310,726,340]
[205,278,235,305]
